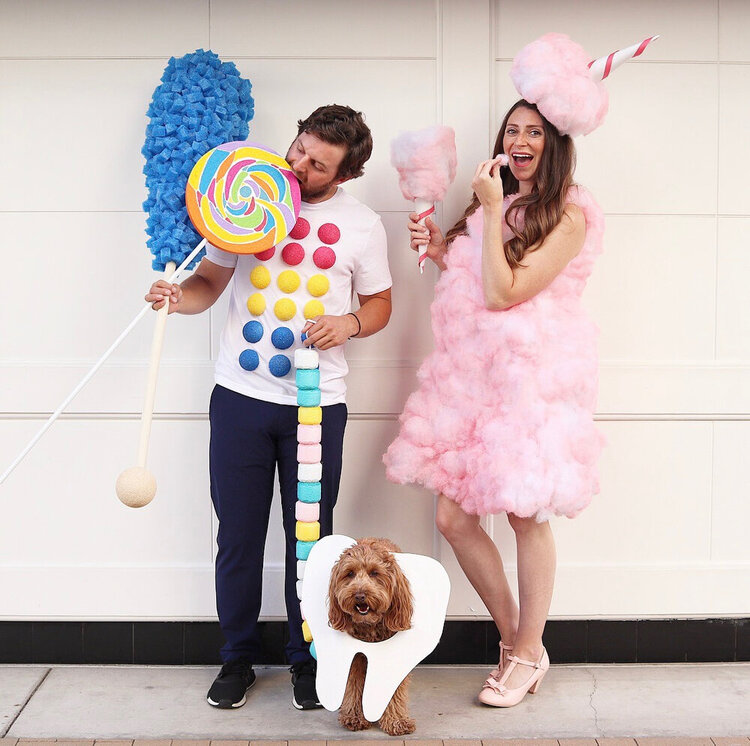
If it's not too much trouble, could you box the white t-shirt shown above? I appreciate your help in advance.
[206,188,391,406]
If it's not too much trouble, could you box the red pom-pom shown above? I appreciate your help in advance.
[313,246,337,269]
[289,217,311,240]
[282,242,305,266]
[255,247,276,261]
[317,223,340,245]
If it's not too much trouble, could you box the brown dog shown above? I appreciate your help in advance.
[327,537,415,736]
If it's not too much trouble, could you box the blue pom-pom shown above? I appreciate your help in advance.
[297,389,321,407]
[271,327,294,350]
[269,354,292,377]
[309,641,317,660]
[242,320,264,343]
[297,482,321,503]
[238,349,259,371]
[143,49,254,272]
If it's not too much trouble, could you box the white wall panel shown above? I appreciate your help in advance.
[211,0,437,59]
[718,65,750,215]
[0,60,163,213]
[584,216,717,362]
[495,0,718,62]
[555,421,713,564]
[719,0,750,61]
[0,0,208,58]
[0,419,212,565]
[711,422,750,562]
[0,212,210,362]
[716,218,750,360]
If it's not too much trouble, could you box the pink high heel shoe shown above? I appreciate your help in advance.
[478,647,549,707]
[487,641,513,681]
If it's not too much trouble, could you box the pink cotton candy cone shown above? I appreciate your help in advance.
[391,126,457,273]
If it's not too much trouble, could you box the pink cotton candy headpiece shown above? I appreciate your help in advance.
[391,126,457,202]
[511,33,659,137]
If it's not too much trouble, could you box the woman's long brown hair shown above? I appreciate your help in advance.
[444,100,576,269]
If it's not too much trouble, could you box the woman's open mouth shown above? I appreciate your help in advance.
[512,153,533,167]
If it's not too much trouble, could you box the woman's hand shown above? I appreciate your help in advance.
[471,156,506,212]
[145,280,182,313]
[408,213,447,269]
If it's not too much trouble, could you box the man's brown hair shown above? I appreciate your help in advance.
[297,104,373,181]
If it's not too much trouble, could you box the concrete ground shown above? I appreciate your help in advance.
[1,664,749,742]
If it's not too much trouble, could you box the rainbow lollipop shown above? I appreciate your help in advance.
[186,141,301,255]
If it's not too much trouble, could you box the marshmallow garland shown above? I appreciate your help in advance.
[391,126,457,274]
[294,343,323,652]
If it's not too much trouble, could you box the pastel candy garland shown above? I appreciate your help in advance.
[294,342,322,657]
[186,141,301,254]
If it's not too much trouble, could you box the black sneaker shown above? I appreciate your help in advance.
[207,659,256,708]
[290,659,321,710]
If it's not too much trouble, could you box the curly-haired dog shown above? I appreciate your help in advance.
[328,537,415,736]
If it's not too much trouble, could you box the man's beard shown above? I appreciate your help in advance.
[298,178,336,202]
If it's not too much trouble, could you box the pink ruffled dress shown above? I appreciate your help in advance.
[384,187,605,521]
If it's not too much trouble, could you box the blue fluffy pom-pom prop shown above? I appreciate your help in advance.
[142,49,254,272]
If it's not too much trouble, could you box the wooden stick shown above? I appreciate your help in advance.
[136,261,175,468]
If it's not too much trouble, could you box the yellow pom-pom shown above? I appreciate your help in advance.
[247,293,266,315]
[278,270,301,293]
[250,265,271,289]
[302,620,313,643]
[307,274,330,297]
[304,300,325,319]
[298,406,322,425]
[275,298,296,321]
[296,521,320,542]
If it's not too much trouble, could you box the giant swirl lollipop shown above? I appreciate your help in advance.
[116,140,301,507]
[186,141,301,254]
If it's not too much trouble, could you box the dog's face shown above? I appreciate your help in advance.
[328,538,413,635]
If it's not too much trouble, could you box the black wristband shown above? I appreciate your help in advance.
[348,312,361,338]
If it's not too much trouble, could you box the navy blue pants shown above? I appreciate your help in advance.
[208,384,347,665]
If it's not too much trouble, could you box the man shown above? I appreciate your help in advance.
[146,104,392,710]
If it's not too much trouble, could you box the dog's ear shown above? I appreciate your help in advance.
[327,559,350,631]
[383,559,414,633]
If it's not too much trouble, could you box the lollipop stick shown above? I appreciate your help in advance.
[0,238,206,486]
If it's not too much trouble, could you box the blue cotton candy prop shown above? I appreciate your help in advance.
[142,49,254,271]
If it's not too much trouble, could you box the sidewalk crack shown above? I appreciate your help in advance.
[586,667,601,735]
[1,667,52,738]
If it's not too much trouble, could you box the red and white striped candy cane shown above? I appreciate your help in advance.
[414,199,435,274]
[588,36,660,80]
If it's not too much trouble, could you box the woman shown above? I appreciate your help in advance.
[383,99,605,707]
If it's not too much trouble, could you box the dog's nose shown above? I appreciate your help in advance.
[354,592,366,603]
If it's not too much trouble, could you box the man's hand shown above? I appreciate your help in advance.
[302,314,359,350]
[145,280,182,313]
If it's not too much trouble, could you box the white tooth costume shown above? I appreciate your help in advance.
[301,534,450,722]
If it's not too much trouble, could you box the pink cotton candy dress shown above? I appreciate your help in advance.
[383,187,605,521]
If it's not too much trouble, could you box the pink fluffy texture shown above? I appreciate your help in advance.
[391,126,457,202]
[295,502,320,522]
[297,443,322,464]
[297,424,321,444]
[383,187,606,521]
[510,33,608,137]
